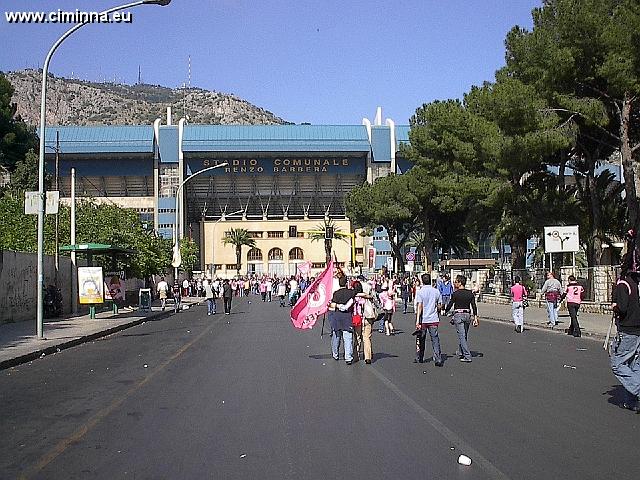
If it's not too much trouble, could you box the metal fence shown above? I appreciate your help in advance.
[487,266,621,304]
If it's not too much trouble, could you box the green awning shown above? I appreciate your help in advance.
[59,243,136,255]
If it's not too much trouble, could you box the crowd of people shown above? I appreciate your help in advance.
[156,274,317,316]
[154,242,640,415]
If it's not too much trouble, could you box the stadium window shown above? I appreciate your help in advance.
[267,231,284,238]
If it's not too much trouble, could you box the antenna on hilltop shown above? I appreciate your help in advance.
[188,54,191,89]
[138,65,142,85]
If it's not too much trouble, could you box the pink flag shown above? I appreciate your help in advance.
[296,261,311,277]
[291,261,334,329]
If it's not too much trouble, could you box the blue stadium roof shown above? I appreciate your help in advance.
[43,126,154,154]
[396,125,410,145]
[182,125,371,152]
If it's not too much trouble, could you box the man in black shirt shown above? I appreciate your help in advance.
[444,275,478,363]
[328,275,355,364]
[611,239,640,413]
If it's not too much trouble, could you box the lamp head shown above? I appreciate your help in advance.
[143,0,171,5]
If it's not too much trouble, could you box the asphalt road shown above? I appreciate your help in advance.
[1,296,638,480]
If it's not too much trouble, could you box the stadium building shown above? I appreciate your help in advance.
[45,108,409,277]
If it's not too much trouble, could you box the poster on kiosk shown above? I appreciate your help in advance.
[78,267,104,304]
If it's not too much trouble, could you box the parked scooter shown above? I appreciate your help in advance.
[44,285,63,318]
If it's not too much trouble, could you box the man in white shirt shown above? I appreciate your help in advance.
[182,278,190,297]
[414,273,444,366]
[157,277,169,311]
[288,276,299,306]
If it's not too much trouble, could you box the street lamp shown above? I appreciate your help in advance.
[172,164,229,281]
[36,0,172,339]
[210,209,244,276]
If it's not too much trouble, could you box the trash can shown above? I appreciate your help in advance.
[139,288,151,312]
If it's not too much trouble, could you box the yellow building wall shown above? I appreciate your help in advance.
[201,219,365,278]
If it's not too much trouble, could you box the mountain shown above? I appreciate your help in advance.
[4,69,289,126]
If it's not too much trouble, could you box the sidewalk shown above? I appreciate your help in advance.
[477,301,613,340]
[0,297,204,370]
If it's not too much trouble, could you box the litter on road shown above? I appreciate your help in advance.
[563,364,577,369]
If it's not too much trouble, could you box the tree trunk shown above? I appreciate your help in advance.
[420,217,434,271]
[510,235,528,269]
[324,239,332,265]
[587,153,603,266]
[386,225,405,274]
[620,94,640,231]
[236,245,241,275]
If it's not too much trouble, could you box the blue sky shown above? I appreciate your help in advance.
[0,0,539,125]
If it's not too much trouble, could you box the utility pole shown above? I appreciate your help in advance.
[54,130,60,286]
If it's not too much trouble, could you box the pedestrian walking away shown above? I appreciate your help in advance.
[414,273,444,366]
[379,285,396,336]
[328,274,355,364]
[357,278,377,364]
[222,279,233,315]
[157,277,168,311]
[444,274,478,362]
[560,275,584,337]
[510,276,527,333]
[172,282,182,313]
[541,271,562,327]
[610,232,640,413]
[277,280,287,307]
[438,274,454,309]
[204,279,216,315]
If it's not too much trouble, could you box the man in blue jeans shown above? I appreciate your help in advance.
[328,275,355,364]
[541,271,562,327]
[414,273,443,366]
[611,247,640,413]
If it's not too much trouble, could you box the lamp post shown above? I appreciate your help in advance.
[210,209,244,277]
[36,0,172,339]
[173,164,229,281]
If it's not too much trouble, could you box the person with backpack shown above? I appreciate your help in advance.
[560,275,584,337]
[611,230,640,413]
[541,271,562,327]
[357,278,377,364]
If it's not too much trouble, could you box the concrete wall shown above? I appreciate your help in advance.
[0,251,145,324]
[0,250,77,324]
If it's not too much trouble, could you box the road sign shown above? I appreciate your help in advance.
[386,256,393,272]
[543,225,579,253]
[24,191,59,215]
[406,260,414,272]
[406,251,415,262]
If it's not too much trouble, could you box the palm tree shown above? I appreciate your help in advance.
[309,219,350,265]
[222,228,256,275]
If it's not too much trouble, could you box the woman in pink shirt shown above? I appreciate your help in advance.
[510,276,528,333]
[379,286,396,336]
[560,275,584,337]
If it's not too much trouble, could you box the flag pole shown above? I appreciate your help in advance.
[321,313,325,338]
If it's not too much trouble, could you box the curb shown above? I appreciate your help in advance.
[480,315,607,342]
[0,305,192,371]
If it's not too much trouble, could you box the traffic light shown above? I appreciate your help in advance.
[325,227,334,239]
[289,225,297,238]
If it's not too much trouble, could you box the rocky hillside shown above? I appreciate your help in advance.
[4,69,288,126]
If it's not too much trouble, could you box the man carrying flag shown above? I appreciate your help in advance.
[291,261,334,330]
